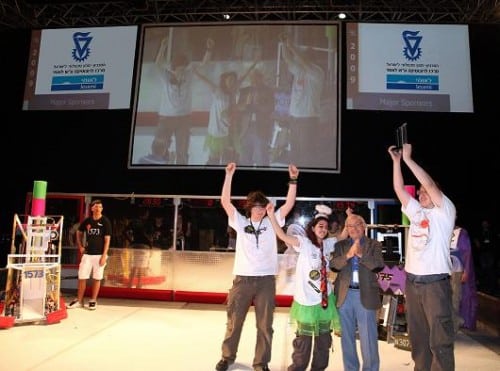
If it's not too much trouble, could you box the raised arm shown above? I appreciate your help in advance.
[280,33,311,70]
[388,144,411,208]
[155,36,169,68]
[221,162,237,222]
[193,66,217,90]
[193,38,216,89]
[277,164,299,218]
[400,143,443,207]
[266,202,299,247]
[279,32,292,65]
[200,38,214,66]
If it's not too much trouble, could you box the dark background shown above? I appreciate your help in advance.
[1,24,499,238]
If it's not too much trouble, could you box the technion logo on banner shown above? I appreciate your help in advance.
[385,30,440,92]
[23,26,137,110]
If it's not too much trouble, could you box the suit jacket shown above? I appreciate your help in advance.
[236,85,275,138]
[330,237,385,310]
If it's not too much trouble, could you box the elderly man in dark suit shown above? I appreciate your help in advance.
[330,214,385,371]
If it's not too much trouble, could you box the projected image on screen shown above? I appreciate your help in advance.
[129,23,340,173]
[346,23,474,113]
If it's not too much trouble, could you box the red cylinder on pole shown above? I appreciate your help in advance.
[31,180,47,216]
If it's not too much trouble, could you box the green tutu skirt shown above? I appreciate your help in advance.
[204,135,228,157]
[289,293,341,336]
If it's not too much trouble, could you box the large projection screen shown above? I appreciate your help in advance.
[346,23,473,113]
[23,26,138,110]
[129,23,341,173]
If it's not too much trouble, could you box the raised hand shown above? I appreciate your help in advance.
[225,162,236,176]
[289,164,299,179]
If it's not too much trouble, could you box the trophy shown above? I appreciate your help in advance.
[395,122,408,150]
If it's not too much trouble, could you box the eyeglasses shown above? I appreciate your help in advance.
[346,222,363,228]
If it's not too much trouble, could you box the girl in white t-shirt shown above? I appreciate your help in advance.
[266,203,347,371]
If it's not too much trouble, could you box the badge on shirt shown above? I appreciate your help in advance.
[309,270,320,280]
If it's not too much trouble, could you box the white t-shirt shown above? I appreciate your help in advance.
[207,86,232,137]
[288,61,324,118]
[158,65,193,117]
[291,235,337,306]
[229,208,285,276]
[403,195,456,275]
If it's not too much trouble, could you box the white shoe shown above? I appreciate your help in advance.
[67,299,83,309]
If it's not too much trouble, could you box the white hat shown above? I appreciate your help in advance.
[314,204,332,219]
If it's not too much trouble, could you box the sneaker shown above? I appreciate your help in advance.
[88,300,97,310]
[66,299,83,309]
[215,359,233,371]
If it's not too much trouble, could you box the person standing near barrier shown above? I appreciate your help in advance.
[388,143,456,371]
[215,162,299,371]
[450,224,478,331]
[330,213,385,371]
[266,203,343,371]
[127,208,154,288]
[67,199,112,310]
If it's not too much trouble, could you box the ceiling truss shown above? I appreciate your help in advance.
[1,0,499,31]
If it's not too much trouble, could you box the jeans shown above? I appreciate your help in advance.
[338,289,380,371]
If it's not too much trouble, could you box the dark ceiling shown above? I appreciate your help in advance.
[1,0,499,31]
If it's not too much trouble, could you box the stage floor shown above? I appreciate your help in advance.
[1,296,498,371]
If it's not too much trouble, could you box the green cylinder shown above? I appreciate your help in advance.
[33,180,47,199]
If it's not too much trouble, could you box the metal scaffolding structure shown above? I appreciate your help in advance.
[1,0,499,31]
